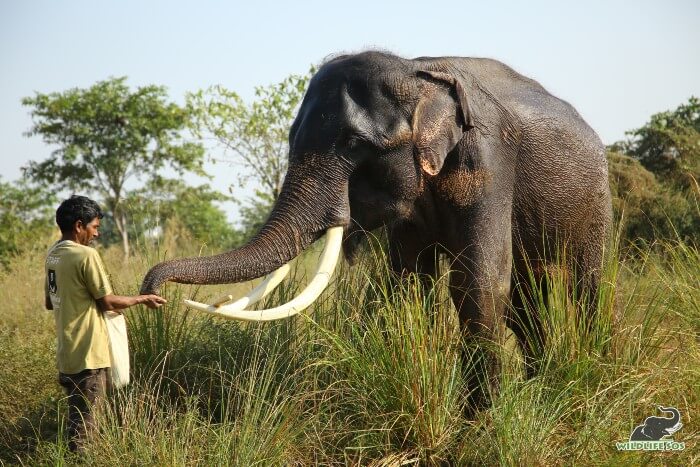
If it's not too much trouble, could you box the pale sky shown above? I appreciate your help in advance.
[1,0,698,221]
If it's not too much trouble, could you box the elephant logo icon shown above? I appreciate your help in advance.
[629,406,682,441]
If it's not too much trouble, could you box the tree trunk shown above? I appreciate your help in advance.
[111,203,130,260]
[120,211,129,259]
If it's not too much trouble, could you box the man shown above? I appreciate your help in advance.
[45,195,166,452]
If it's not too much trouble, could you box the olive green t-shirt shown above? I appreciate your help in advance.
[45,240,113,374]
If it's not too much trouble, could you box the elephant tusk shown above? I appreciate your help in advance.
[212,294,234,308]
[190,226,343,322]
[183,263,291,315]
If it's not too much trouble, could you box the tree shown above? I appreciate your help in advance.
[235,189,275,243]
[22,77,206,257]
[0,177,56,267]
[187,69,313,238]
[608,97,700,245]
[620,96,700,190]
[121,177,239,250]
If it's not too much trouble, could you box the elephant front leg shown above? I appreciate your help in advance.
[448,225,512,410]
[387,223,439,292]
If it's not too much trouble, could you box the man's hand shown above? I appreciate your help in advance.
[140,294,167,309]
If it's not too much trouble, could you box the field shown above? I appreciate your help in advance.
[0,228,698,465]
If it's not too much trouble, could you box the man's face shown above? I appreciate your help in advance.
[76,217,100,246]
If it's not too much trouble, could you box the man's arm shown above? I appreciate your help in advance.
[97,294,166,312]
[82,248,166,312]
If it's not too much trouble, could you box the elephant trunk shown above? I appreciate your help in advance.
[659,406,680,427]
[140,156,353,295]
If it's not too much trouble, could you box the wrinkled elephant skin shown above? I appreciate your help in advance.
[141,52,612,406]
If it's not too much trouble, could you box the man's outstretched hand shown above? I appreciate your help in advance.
[140,294,167,309]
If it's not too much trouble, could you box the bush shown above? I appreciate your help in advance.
[608,151,699,245]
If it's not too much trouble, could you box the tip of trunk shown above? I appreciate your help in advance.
[659,406,681,424]
[140,264,165,294]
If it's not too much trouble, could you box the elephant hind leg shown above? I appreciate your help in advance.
[572,213,613,342]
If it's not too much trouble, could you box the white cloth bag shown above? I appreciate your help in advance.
[104,311,130,388]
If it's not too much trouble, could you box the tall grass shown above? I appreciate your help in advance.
[0,232,61,461]
[301,250,464,464]
[661,240,700,333]
[1,228,698,465]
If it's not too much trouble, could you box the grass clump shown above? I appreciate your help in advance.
[303,253,464,465]
[1,226,698,465]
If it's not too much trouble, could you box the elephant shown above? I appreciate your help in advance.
[629,407,682,441]
[141,51,612,404]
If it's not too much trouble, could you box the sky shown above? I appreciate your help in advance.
[1,0,698,221]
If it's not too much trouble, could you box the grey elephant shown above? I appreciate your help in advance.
[141,51,612,403]
[630,407,682,441]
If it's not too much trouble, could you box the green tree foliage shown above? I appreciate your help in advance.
[608,97,700,245]
[0,177,56,267]
[236,190,275,243]
[187,69,314,238]
[22,77,206,256]
[121,178,238,250]
[616,96,700,190]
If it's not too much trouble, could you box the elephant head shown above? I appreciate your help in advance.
[629,406,682,441]
[140,52,473,319]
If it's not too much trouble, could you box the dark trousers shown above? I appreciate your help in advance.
[58,368,108,452]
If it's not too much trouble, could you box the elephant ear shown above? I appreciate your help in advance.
[413,70,474,176]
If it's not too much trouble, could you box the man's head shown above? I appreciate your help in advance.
[56,196,103,245]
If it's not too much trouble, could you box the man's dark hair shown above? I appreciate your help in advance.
[55,195,103,233]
